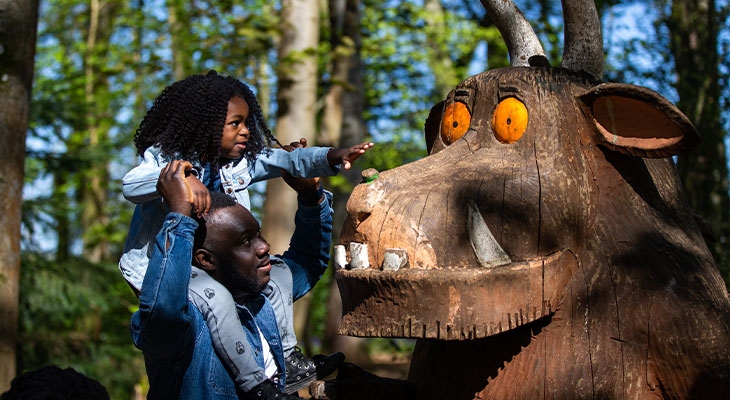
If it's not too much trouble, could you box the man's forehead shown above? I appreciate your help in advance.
[209,204,259,234]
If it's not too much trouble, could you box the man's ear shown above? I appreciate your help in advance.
[193,248,217,273]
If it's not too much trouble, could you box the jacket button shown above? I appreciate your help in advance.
[238,178,244,184]
[227,188,233,194]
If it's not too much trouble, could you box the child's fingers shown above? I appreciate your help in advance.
[194,192,211,217]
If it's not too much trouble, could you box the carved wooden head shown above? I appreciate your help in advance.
[336,2,730,397]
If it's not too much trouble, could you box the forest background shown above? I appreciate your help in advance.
[1,0,729,398]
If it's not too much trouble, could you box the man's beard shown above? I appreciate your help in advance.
[219,262,265,298]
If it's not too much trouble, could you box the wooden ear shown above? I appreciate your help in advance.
[425,100,445,155]
[580,83,700,158]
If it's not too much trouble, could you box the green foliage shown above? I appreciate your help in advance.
[18,252,144,399]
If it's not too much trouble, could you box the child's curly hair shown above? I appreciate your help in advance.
[133,70,280,170]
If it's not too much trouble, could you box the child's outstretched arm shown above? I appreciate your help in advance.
[326,141,374,170]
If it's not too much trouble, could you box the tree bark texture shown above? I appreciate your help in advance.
[0,0,39,391]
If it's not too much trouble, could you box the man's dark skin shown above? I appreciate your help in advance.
[157,159,324,301]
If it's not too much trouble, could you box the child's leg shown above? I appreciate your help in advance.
[262,271,297,357]
[188,266,267,392]
[265,262,345,394]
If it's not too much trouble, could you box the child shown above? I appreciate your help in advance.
[120,70,373,398]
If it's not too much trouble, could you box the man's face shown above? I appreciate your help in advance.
[204,204,272,298]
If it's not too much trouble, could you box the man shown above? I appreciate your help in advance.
[131,160,337,399]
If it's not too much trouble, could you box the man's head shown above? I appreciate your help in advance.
[193,192,272,299]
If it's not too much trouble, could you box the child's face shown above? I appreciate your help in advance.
[219,96,250,160]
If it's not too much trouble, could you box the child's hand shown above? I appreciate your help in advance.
[186,174,211,218]
[327,142,375,170]
[281,138,308,152]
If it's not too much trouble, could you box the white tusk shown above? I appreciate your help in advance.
[349,242,370,269]
[466,200,512,268]
[382,248,408,271]
[334,245,348,269]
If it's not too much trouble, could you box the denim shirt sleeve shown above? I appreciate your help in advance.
[122,146,205,204]
[280,191,334,301]
[122,146,168,204]
[248,147,339,184]
[131,212,198,360]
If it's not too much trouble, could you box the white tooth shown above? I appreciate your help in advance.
[333,245,347,269]
[349,242,370,269]
[466,200,512,268]
[382,248,408,271]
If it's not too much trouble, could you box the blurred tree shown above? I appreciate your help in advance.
[0,0,39,391]
[77,0,123,262]
[318,0,373,365]
[666,0,730,283]
[261,0,320,254]
[262,0,321,357]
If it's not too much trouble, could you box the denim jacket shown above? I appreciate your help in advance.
[130,192,333,399]
[120,145,337,290]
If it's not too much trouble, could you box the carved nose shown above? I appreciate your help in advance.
[346,168,383,227]
[361,168,379,183]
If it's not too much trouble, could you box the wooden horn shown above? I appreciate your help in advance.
[560,0,603,79]
[480,0,548,68]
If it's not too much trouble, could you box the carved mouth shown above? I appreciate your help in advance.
[336,194,577,339]
[336,200,513,271]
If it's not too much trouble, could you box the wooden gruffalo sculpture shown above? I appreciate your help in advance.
[328,0,730,399]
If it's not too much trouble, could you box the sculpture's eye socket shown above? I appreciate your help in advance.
[492,97,528,144]
[440,101,471,145]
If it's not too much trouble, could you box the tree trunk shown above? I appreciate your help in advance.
[668,0,730,283]
[0,0,39,390]
[168,0,193,80]
[79,0,118,262]
[320,0,373,364]
[262,0,320,254]
[264,0,320,344]
[423,0,460,97]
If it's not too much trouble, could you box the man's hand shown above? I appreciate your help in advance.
[327,142,375,170]
[281,137,308,152]
[281,172,322,206]
[157,160,201,216]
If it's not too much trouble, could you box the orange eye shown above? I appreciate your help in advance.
[492,97,528,144]
[440,102,471,145]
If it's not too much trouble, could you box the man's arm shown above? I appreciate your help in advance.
[278,175,333,301]
[123,147,210,216]
[131,161,199,358]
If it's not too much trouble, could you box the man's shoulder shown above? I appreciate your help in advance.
[271,256,288,269]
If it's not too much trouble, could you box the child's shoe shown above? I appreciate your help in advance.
[243,380,303,399]
[284,348,345,394]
